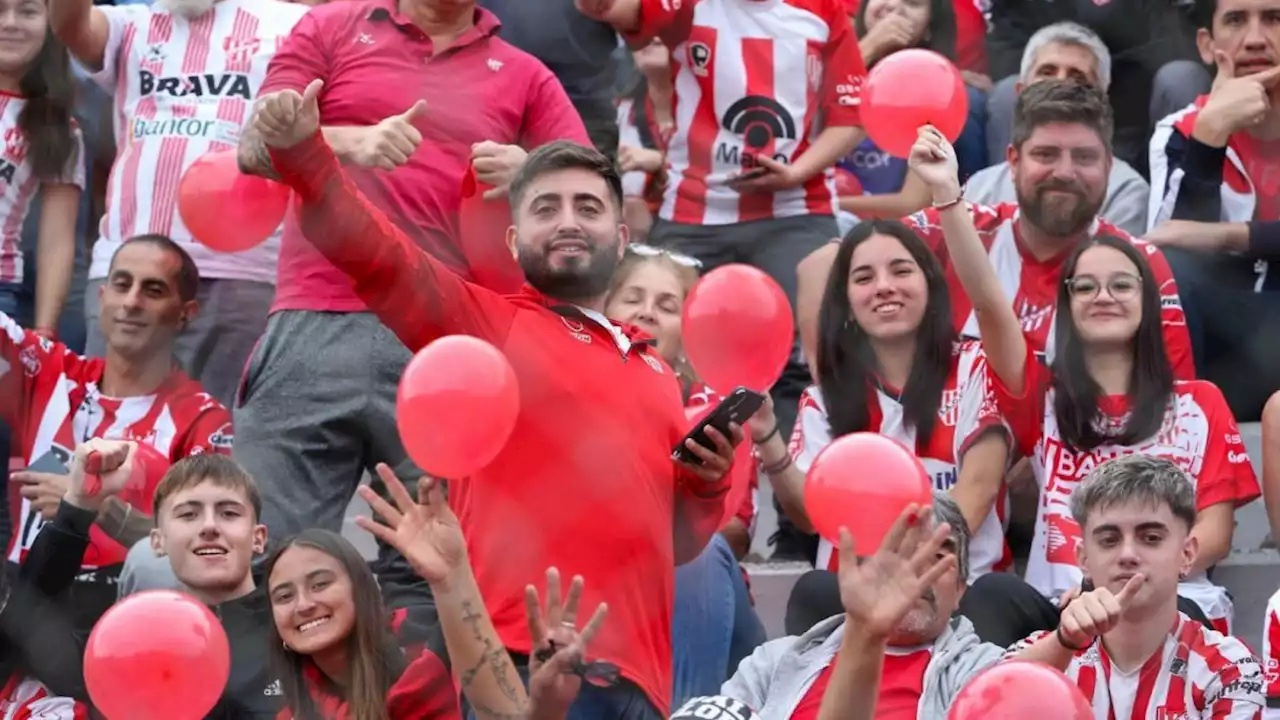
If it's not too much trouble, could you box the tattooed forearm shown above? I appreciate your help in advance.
[237,125,282,181]
[459,599,527,705]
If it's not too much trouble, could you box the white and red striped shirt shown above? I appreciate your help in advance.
[1261,589,1280,719]
[993,349,1259,628]
[905,202,1197,380]
[88,0,306,284]
[788,341,1011,575]
[0,311,232,571]
[629,0,866,225]
[0,93,85,285]
[1007,615,1264,719]
[0,677,88,720]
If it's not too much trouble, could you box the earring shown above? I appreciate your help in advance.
[283,641,291,652]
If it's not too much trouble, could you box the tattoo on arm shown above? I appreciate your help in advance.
[459,598,528,716]
[238,126,281,180]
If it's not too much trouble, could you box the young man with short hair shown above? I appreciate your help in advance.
[1010,455,1263,718]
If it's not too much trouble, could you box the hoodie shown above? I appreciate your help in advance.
[721,614,1003,717]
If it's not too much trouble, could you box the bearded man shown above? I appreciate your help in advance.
[250,72,745,719]
[48,0,308,409]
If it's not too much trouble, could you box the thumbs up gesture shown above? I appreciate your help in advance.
[351,99,429,171]
[254,78,323,149]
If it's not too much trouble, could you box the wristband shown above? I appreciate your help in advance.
[753,424,779,446]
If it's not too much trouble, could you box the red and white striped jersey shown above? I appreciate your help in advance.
[88,0,307,285]
[0,93,85,285]
[1262,589,1280,719]
[630,0,866,225]
[992,352,1260,619]
[1007,615,1264,720]
[788,341,1011,576]
[618,97,650,199]
[0,311,232,571]
[905,202,1197,380]
[0,676,88,720]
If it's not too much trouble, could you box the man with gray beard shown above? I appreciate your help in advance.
[720,493,1003,719]
[47,0,308,410]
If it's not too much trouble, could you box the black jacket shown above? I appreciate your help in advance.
[7,501,281,718]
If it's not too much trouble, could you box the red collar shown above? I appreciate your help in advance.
[516,284,660,347]
[365,2,502,48]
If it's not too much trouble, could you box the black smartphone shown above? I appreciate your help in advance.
[671,387,766,465]
[25,450,69,476]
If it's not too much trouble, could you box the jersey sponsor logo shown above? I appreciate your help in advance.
[561,316,592,344]
[18,345,39,376]
[3,127,26,166]
[1016,298,1054,333]
[1228,450,1250,464]
[688,42,711,76]
[222,37,261,65]
[138,70,254,101]
[208,423,233,450]
[835,74,863,107]
[129,117,241,145]
[641,354,664,374]
[843,149,893,169]
[263,679,282,696]
[716,96,797,170]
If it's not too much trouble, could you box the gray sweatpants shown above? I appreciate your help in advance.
[85,277,274,410]
[232,310,411,540]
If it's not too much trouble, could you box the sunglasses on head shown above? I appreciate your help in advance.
[627,244,703,269]
[532,640,622,688]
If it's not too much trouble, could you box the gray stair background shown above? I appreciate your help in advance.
[341,424,1280,650]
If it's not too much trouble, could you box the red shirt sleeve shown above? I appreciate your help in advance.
[518,66,591,149]
[954,344,1013,457]
[733,472,759,529]
[627,0,698,47]
[821,0,869,126]
[269,132,518,352]
[174,403,234,459]
[952,0,988,73]
[1137,241,1197,381]
[1189,382,1260,509]
[259,11,331,95]
[988,342,1049,458]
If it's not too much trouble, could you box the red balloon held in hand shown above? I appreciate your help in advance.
[804,433,932,550]
[948,661,1092,720]
[861,49,968,158]
[682,265,794,393]
[84,590,231,720]
[397,335,520,478]
[178,150,290,253]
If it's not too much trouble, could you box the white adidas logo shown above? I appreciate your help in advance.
[263,680,282,697]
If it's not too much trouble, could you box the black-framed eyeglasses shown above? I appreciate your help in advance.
[533,641,622,688]
[627,243,703,269]
[1065,272,1142,302]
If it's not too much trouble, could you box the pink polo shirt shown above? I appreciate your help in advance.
[260,3,589,312]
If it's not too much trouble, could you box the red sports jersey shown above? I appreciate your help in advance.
[1007,615,1264,719]
[0,311,232,571]
[1261,588,1280,718]
[992,345,1259,624]
[905,202,1196,380]
[789,341,1010,575]
[0,676,89,720]
[628,0,867,225]
[788,648,931,719]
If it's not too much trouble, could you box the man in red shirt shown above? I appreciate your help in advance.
[0,234,232,633]
[253,82,742,717]
[234,0,589,547]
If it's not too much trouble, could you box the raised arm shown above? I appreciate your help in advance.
[48,0,111,71]
[255,81,516,351]
[907,126,1029,395]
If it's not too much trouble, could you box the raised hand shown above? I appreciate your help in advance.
[861,14,917,64]
[907,124,960,198]
[1057,574,1145,649]
[835,504,956,640]
[352,100,427,171]
[253,78,322,149]
[525,568,609,720]
[356,464,468,586]
[471,141,530,198]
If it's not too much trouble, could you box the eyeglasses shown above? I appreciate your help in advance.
[1065,272,1142,302]
[627,243,703,269]
[533,640,622,688]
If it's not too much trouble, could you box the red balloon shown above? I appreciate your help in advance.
[178,150,290,253]
[804,433,932,550]
[833,167,863,197]
[861,49,969,158]
[85,590,230,720]
[397,335,520,478]
[682,265,794,393]
[685,403,754,528]
[948,661,1092,720]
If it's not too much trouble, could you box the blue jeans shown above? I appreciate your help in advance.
[953,85,989,183]
[464,664,663,720]
[671,533,767,709]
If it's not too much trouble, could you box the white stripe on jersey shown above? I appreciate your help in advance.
[0,94,85,284]
[89,0,306,283]
[617,98,648,198]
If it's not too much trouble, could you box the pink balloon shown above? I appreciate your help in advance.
[682,265,794,393]
[397,335,520,478]
[862,49,969,158]
[804,433,932,550]
[178,150,289,253]
[85,590,230,720]
[948,661,1092,720]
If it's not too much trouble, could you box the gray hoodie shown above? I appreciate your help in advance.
[721,614,1002,718]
